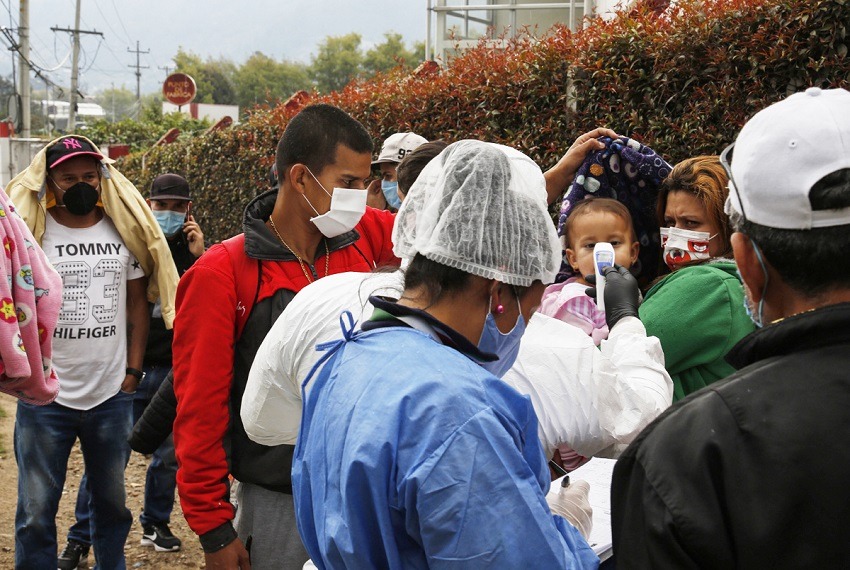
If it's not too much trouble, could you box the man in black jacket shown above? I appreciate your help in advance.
[135,174,205,550]
[59,174,204,568]
[611,87,850,568]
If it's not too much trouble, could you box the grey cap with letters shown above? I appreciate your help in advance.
[372,132,428,166]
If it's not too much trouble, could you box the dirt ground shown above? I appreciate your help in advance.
[0,393,205,568]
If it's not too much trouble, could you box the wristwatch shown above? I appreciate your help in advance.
[126,367,146,382]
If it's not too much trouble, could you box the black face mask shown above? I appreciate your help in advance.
[61,182,99,216]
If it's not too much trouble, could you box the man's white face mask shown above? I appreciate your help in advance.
[303,168,367,238]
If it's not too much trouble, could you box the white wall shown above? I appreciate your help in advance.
[595,0,635,19]
[0,138,46,189]
[161,102,240,125]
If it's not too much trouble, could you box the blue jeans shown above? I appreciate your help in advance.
[69,365,177,546]
[14,390,134,570]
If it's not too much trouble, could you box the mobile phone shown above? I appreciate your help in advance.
[593,242,615,312]
[185,202,192,222]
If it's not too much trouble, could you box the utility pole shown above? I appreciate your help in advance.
[128,41,150,103]
[18,0,30,138]
[51,0,103,132]
[44,77,51,137]
[68,0,81,131]
[158,65,171,78]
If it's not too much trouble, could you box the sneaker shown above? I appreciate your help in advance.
[140,522,182,552]
[57,539,90,569]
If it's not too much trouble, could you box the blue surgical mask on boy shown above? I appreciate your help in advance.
[381,180,402,210]
[153,210,185,237]
[477,291,526,377]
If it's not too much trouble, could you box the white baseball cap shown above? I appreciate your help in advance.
[372,132,428,166]
[724,87,850,229]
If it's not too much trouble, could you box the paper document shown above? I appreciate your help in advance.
[550,457,616,561]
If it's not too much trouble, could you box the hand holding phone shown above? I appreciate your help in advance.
[182,202,205,257]
[593,242,615,312]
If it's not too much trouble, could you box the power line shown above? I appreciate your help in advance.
[50,23,105,81]
[99,0,161,85]
[88,63,129,74]
[1,0,13,90]
[0,0,14,27]
[91,1,128,47]
[77,3,124,70]
[146,49,161,71]
[95,33,128,69]
[0,0,71,76]
[31,47,71,72]
[80,37,103,74]
[0,27,64,91]
[0,1,51,58]
[109,0,133,46]
[25,13,62,68]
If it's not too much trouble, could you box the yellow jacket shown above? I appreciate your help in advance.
[7,135,180,328]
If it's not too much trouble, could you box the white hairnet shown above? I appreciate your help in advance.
[393,140,561,287]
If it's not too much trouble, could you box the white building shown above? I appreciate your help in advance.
[427,0,630,62]
[41,100,106,132]
[161,102,240,125]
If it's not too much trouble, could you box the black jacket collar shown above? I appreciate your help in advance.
[726,302,850,369]
[242,189,361,261]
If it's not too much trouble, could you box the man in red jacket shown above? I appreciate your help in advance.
[172,104,398,570]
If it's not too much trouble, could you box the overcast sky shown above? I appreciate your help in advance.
[0,0,427,96]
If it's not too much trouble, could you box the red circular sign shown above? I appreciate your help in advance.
[162,73,197,106]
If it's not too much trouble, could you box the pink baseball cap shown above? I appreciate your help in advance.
[46,137,104,169]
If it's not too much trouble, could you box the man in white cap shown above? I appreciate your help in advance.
[611,87,850,567]
[366,132,428,211]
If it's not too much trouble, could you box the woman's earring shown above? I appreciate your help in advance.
[495,304,505,314]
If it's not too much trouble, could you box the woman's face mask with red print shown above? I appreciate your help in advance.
[660,227,715,270]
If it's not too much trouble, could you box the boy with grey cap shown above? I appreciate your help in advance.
[367,132,428,210]
[611,87,850,567]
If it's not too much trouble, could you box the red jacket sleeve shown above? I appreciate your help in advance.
[172,244,238,537]
[361,207,399,266]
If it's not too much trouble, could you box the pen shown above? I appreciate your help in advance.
[549,459,568,478]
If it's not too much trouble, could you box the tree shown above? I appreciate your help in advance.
[0,74,14,118]
[411,40,427,63]
[362,32,424,77]
[92,86,137,122]
[234,52,311,111]
[140,92,164,122]
[172,48,237,105]
[310,33,363,93]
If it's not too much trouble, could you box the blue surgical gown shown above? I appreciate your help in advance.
[292,323,599,569]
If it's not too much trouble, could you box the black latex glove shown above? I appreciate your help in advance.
[584,264,640,328]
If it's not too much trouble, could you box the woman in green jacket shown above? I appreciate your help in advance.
[639,156,755,401]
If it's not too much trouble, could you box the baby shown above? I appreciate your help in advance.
[539,198,640,471]
[540,197,640,344]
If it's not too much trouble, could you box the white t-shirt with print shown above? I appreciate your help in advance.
[42,213,145,410]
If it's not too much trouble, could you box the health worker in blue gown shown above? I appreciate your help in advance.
[292,140,602,569]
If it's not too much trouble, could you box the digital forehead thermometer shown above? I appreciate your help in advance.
[593,242,615,312]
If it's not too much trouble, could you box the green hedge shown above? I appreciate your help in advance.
[86,113,211,153]
[118,0,850,243]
